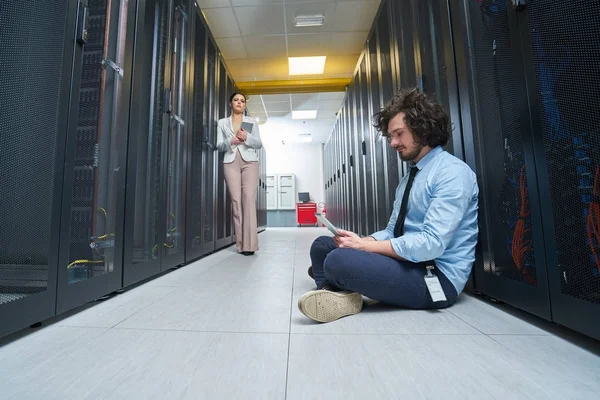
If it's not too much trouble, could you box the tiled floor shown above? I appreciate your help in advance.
[1,228,600,399]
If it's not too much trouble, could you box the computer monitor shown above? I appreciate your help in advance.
[298,192,310,203]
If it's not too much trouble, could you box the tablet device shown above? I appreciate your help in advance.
[315,213,339,236]
[241,121,254,133]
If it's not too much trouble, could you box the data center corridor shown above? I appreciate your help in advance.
[1,228,599,399]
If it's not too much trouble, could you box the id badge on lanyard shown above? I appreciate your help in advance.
[424,265,447,302]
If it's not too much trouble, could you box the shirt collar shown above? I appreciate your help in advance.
[410,146,444,170]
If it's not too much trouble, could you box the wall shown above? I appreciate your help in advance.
[265,142,324,205]
[259,118,325,227]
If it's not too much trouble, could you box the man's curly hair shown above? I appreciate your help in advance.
[373,88,450,148]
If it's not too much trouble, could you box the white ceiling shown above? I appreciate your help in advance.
[197,0,381,82]
[196,0,381,143]
[247,91,345,143]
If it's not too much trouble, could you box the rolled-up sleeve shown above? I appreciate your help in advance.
[390,165,474,262]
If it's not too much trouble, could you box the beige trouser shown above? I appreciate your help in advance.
[223,151,259,252]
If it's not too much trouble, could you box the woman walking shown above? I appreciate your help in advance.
[216,93,263,255]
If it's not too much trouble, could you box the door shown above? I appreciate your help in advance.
[278,174,296,210]
[522,0,600,339]
[201,37,217,255]
[56,0,135,312]
[162,0,188,269]
[375,9,400,221]
[124,0,171,285]
[267,175,277,210]
[186,7,206,262]
[0,0,73,336]
[454,0,551,319]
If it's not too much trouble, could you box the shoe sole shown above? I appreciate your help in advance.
[298,290,363,323]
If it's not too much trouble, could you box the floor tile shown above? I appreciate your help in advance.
[446,295,549,335]
[115,284,292,333]
[2,329,288,400]
[55,286,178,328]
[287,333,589,400]
[490,334,600,397]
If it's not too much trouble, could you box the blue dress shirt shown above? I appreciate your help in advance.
[370,146,479,294]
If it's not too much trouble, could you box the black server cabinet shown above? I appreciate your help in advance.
[124,0,185,286]
[215,62,228,249]
[411,0,464,159]
[368,28,389,231]
[0,0,74,337]
[452,0,551,319]
[520,0,600,339]
[162,0,189,270]
[56,0,137,312]
[372,9,400,220]
[201,37,218,255]
[185,6,207,262]
[390,0,417,179]
[358,56,377,235]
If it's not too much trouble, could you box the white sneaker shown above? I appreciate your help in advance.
[298,289,363,323]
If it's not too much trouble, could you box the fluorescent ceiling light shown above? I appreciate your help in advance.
[292,110,317,120]
[255,117,260,122]
[296,134,313,143]
[295,14,325,27]
[289,56,326,76]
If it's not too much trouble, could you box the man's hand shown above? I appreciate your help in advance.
[236,128,248,141]
[231,136,242,145]
[335,229,366,250]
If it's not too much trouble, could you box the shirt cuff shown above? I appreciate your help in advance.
[390,237,415,262]
[370,230,391,241]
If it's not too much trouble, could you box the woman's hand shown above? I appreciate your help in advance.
[231,136,242,145]
[236,128,248,142]
[334,229,366,251]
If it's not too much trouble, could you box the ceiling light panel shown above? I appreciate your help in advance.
[292,110,318,120]
[288,56,326,75]
[295,14,325,27]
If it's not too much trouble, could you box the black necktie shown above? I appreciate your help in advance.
[394,166,419,238]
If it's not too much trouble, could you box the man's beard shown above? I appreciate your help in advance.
[397,144,424,162]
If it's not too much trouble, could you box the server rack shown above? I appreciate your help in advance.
[56,0,137,312]
[1,0,265,339]
[185,6,207,263]
[124,0,176,286]
[0,0,74,338]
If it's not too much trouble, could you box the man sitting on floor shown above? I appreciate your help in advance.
[298,88,479,323]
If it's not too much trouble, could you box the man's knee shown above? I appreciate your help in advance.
[323,248,353,281]
[310,236,334,255]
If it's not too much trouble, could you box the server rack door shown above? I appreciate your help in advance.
[162,0,189,269]
[341,108,350,231]
[201,38,217,255]
[359,54,377,235]
[348,86,362,233]
[455,0,551,319]
[412,0,463,159]
[339,121,347,230]
[335,126,341,226]
[215,62,229,249]
[375,12,400,222]
[225,76,233,240]
[124,0,172,286]
[185,9,207,262]
[0,0,73,337]
[57,0,136,311]
[344,101,356,233]
[522,0,600,339]
[352,74,368,236]
[369,29,389,232]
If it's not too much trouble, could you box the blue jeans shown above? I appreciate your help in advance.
[310,236,458,309]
